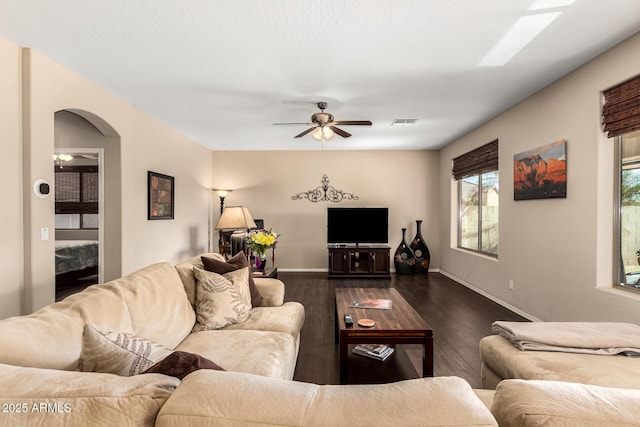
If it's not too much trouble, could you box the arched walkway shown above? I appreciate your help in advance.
[54,110,122,297]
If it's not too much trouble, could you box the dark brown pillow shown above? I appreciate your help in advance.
[142,351,224,380]
[202,252,263,307]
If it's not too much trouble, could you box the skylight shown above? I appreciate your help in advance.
[529,0,575,11]
[479,12,562,67]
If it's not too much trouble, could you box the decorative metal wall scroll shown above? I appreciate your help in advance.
[291,174,359,203]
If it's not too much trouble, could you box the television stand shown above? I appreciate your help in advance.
[328,245,391,278]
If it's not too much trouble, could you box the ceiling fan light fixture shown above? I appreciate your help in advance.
[312,126,334,141]
[274,101,371,140]
[53,154,73,162]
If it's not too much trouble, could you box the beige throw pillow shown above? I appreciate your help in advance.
[193,267,251,331]
[201,252,262,307]
[78,324,173,376]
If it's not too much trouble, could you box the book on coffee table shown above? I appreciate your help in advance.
[350,298,393,310]
[353,344,395,361]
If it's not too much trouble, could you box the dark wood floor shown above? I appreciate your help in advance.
[282,271,526,388]
[55,275,98,301]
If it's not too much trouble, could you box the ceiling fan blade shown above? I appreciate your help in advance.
[333,120,372,126]
[294,127,316,138]
[273,122,312,126]
[282,100,325,106]
[330,126,351,138]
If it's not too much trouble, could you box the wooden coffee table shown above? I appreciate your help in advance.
[335,287,433,384]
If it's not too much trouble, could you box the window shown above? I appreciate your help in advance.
[603,74,640,289]
[452,140,499,256]
[55,166,99,229]
[617,130,640,289]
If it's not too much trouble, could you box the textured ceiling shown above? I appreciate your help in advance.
[1,0,639,151]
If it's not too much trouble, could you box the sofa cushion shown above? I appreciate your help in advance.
[0,262,194,372]
[473,389,495,409]
[0,279,134,370]
[480,335,640,389]
[253,277,285,307]
[142,350,225,380]
[175,329,298,380]
[202,252,263,307]
[156,371,498,427]
[112,262,196,349]
[78,324,173,376]
[193,267,252,331]
[175,253,225,308]
[223,302,305,339]
[491,379,640,427]
[0,362,179,427]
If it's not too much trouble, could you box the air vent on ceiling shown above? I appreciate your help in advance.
[391,118,417,126]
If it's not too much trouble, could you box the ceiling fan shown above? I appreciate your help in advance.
[273,102,372,141]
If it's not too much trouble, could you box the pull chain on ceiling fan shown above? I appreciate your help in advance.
[273,102,372,141]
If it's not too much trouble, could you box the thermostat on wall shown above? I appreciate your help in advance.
[34,179,51,198]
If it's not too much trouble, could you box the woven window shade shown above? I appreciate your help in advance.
[602,75,640,138]
[452,140,498,180]
[82,172,98,203]
[55,172,80,202]
[55,166,98,214]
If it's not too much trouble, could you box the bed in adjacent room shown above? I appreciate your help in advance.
[55,240,99,288]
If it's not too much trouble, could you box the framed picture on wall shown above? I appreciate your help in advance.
[514,139,567,201]
[148,171,174,220]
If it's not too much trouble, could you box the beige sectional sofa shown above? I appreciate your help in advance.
[0,253,305,426]
[479,333,640,426]
[480,334,640,390]
[2,253,640,426]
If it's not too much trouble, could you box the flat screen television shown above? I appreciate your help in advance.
[327,207,388,245]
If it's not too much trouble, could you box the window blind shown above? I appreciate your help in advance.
[55,166,98,214]
[602,75,640,138]
[452,139,498,180]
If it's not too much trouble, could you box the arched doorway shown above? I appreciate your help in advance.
[54,110,122,298]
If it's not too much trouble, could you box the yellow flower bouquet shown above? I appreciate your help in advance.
[247,228,279,262]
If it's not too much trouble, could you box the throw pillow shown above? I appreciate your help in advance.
[142,350,225,380]
[78,324,173,376]
[193,267,252,331]
[202,252,263,307]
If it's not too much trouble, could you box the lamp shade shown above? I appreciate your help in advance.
[215,206,257,230]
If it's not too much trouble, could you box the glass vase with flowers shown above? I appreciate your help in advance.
[247,228,278,271]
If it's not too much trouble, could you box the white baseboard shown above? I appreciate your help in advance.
[278,267,443,274]
[439,270,541,321]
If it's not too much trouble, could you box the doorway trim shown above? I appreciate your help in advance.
[54,147,104,283]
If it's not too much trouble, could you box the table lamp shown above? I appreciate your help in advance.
[215,206,257,256]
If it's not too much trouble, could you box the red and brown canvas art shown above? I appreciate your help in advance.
[514,139,567,201]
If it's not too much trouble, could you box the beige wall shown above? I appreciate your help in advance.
[439,32,640,323]
[212,150,438,270]
[0,38,23,317]
[127,109,212,268]
[1,37,213,318]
